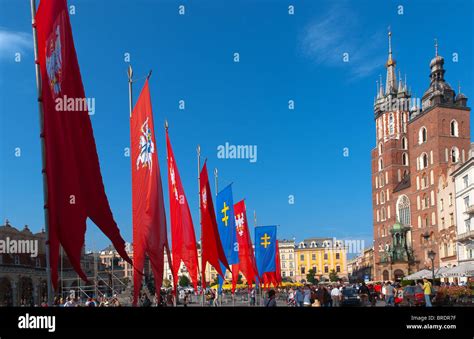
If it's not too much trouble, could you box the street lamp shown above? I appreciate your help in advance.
[427,250,436,282]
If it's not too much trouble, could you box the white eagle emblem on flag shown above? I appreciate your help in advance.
[235,213,245,236]
[136,117,154,172]
[46,24,63,98]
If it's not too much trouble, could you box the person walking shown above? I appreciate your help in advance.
[264,289,277,307]
[295,287,304,307]
[384,281,395,307]
[330,285,341,307]
[422,278,432,307]
[358,282,370,306]
[303,285,312,307]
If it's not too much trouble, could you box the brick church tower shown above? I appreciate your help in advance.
[371,32,470,281]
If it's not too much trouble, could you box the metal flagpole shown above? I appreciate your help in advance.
[30,0,53,306]
[197,145,204,306]
[127,65,133,117]
[214,168,221,306]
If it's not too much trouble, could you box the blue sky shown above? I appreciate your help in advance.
[0,0,472,254]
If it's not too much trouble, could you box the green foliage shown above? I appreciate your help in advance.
[306,269,317,284]
[179,275,191,287]
[329,269,339,282]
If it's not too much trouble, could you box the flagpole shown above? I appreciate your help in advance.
[213,167,222,306]
[127,65,133,117]
[253,210,264,306]
[30,0,54,306]
[197,145,205,306]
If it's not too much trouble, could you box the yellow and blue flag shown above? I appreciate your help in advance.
[255,225,277,278]
[216,184,239,291]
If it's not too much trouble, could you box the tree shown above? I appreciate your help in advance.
[162,279,171,288]
[237,274,243,284]
[329,269,339,282]
[179,275,191,287]
[282,276,293,283]
[306,269,317,285]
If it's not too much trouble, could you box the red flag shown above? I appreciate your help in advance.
[262,240,281,287]
[166,131,199,293]
[233,200,257,290]
[130,79,171,305]
[199,162,230,289]
[274,240,282,286]
[35,0,131,288]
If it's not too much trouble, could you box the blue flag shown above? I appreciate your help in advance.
[216,184,239,291]
[254,226,277,278]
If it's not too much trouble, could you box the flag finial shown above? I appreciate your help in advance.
[164,119,168,131]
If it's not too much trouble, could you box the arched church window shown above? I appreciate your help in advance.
[450,120,459,137]
[451,147,460,163]
[402,136,408,150]
[397,195,411,226]
[402,152,409,166]
[389,114,394,135]
[419,127,427,144]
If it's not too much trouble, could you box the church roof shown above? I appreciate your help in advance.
[393,173,411,193]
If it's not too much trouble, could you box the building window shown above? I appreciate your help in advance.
[451,147,459,163]
[450,120,459,137]
[463,175,469,189]
[421,153,429,169]
[397,195,410,226]
[336,265,341,273]
[419,127,427,144]
[389,114,394,135]
[336,253,340,260]
[324,266,329,273]
[402,152,409,166]
[465,219,471,232]
[464,196,470,209]
[379,158,383,171]
[402,136,408,150]
[312,254,316,260]
[301,267,305,274]
[324,253,328,260]
[378,142,383,155]
[300,254,304,261]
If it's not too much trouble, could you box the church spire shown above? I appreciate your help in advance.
[385,29,397,95]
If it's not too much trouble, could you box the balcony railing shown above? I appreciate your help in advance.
[457,229,474,243]
[464,205,474,215]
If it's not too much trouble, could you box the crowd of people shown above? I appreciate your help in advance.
[31,278,470,307]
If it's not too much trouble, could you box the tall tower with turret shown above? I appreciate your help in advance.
[372,33,471,281]
[372,31,412,280]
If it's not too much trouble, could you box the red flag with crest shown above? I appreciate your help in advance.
[130,79,171,305]
[199,162,230,289]
[35,0,131,288]
[232,200,257,290]
[166,131,199,293]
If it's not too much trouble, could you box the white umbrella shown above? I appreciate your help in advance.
[434,266,451,278]
[403,269,432,280]
[441,262,474,277]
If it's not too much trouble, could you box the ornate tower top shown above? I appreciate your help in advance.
[421,39,456,111]
[385,29,397,95]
